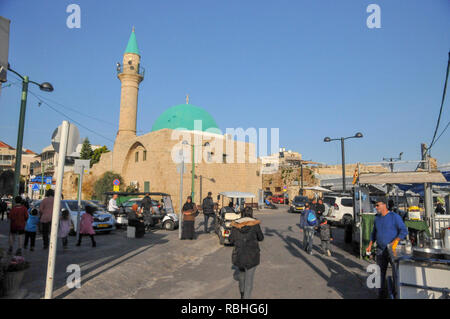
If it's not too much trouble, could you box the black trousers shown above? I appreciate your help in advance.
[376,247,392,299]
[41,222,51,248]
[0,209,5,221]
[78,234,95,245]
[24,231,36,248]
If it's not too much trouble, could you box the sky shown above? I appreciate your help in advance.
[0,0,449,168]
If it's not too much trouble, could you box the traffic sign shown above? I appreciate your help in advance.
[113,179,120,186]
[32,184,40,191]
[46,185,51,190]
[45,177,52,185]
[113,185,120,192]
[74,159,90,175]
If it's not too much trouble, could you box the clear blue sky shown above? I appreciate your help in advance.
[1,0,449,166]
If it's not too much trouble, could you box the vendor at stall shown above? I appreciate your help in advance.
[366,198,408,299]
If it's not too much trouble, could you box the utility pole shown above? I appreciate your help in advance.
[421,143,434,237]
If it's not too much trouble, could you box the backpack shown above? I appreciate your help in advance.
[307,211,317,226]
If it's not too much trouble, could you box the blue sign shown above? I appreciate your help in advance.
[32,184,40,191]
[113,179,120,186]
[45,177,52,185]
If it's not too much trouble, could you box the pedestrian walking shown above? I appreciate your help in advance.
[315,198,326,217]
[76,205,97,247]
[366,199,408,299]
[202,191,216,233]
[300,203,318,255]
[8,196,29,256]
[108,194,119,215]
[24,208,39,251]
[59,209,71,249]
[181,196,198,240]
[0,197,7,221]
[229,207,264,299]
[39,189,55,249]
[318,217,333,256]
[140,193,155,228]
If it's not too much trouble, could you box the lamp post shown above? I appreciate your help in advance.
[8,66,53,202]
[323,132,363,193]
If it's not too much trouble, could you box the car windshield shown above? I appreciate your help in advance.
[294,196,308,203]
[66,200,101,211]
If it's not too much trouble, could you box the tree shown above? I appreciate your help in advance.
[80,138,93,160]
[93,171,123,202]
[91,146,109,167]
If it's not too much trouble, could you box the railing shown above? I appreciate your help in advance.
[116,64,145,77]
[432,215,450,238]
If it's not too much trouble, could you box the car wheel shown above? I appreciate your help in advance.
[163,220,175,231]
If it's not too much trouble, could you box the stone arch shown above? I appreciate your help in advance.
[122,141,148,180]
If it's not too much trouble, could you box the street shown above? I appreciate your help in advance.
[1,207,376,299]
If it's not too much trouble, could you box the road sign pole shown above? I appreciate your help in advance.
[45,120,70,299]
[179,157,184,240]
[76,166,84,242]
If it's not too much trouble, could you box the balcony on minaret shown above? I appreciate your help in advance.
[117,62,145,77]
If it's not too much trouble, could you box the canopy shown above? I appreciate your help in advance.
[303,186,332,193]
[219,192,256,199]
[358,171,447,185]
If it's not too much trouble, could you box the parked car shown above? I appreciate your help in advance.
[33,200,116,234]
[324,195,354,226]
[271,194,285,204]
[288,196,309,213]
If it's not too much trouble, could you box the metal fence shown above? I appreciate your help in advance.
[432,215,450,238]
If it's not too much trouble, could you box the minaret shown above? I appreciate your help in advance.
[116,27,144,141]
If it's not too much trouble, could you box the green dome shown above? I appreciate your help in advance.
[151,104,220,133]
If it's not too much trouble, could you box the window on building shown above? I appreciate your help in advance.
[222,154,227,163]
[143,150,147,161]
[135,151,139,162]
[275,187,281,192]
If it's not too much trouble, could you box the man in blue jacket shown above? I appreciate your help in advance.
[367,198,408,299]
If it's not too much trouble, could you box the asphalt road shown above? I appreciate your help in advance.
[0,206,377,299]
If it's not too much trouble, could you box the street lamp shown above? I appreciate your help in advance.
[323,132,363,193]
[8,65,54,202]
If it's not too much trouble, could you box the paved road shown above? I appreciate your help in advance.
[0,207,377,299]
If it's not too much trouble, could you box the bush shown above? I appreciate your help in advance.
[93,171,124,202]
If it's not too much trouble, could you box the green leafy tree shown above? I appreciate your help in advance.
[93,171,123,202]
[125,185,138,193]
[91,146,109,167]
[80,138,93,160]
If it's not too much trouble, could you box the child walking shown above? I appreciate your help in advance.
[59,209,71,249]
[76,205,96,247]
[319,217,333,257]
[24,208,40,251]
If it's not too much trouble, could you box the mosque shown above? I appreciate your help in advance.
[88,28,262,210]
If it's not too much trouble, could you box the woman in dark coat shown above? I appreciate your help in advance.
[229,207,264,299]
[181,196,198,240]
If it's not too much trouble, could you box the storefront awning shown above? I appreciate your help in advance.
[359,171,447,185]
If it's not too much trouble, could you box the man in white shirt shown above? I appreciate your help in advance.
[108,194,119,214]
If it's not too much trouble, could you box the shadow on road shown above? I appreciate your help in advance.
[264,226,374,299]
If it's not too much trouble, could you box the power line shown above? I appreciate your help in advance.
[433,120,450,146]
[428,51,450,152]
[27,90,116,143]
[31,91,118,127]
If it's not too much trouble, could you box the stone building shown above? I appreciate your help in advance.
[82,28,262,211]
